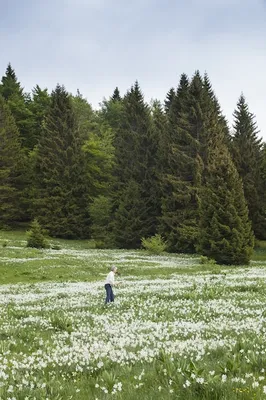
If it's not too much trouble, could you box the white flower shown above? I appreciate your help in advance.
[222,374,227,383]
[196,377,204,384]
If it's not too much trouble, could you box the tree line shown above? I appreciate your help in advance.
[1,63,265,264]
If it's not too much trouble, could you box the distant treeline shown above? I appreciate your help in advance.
[1,63,265,264]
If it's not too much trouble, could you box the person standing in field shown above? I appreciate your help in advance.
[105,265,119,304]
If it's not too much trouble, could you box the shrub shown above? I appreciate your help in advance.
[26,219,48,249]
[2,240,8,248]
[141,234,167,255]
[200,255,217,265]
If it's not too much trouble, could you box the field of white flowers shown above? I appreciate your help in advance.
[0,234,266,399]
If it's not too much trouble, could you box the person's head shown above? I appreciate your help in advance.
[111,265,117,273]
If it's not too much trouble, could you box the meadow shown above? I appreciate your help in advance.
[0,231,266,399]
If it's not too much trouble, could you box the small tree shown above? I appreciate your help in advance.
[141,234,167,255]
[26,219,48,249]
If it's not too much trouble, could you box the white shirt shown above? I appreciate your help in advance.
[105,271,115,286]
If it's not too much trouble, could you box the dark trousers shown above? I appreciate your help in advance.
[105,284,114,303]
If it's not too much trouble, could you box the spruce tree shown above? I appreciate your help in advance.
[203,73,231,145]
[232,94,266,238]
[0,63,34,149]
[164,87,176,114]
[198,143,254,265]
[30,85,51,147]
[0,64,23,99]
[160,72,229,252]
[111,87,121,102]
[0,96,25,227]
[34,84,89,238]
[111,82,160,248]
[26,218,48,249]
[111,179,148,248]
[160,73,201,252]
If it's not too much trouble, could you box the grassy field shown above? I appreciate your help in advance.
[0,231,266,399]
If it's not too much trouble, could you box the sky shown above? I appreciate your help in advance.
[1,0,266,140]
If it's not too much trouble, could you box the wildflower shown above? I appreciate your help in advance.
[222,374,227,383]
[196,377,205,384]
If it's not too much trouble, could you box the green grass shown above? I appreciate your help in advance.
[1,230,266,399]
[1,230,265,286]
[0,230,209,285]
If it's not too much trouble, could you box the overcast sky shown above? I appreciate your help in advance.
[1,0,266,140]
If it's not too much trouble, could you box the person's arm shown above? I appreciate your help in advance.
[111,272,121,286]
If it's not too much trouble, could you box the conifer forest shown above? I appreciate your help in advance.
[1,63,266,265]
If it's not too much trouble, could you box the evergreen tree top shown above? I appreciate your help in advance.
[5,63,17,81]
[124,81,146,108]
[32,85,49,99]
[111,87,121,102]
[233,93,261,146]
[50,84,70,108]
[190,71,203,89]
[177,74,189,93]
[0,63,23,100]
[164,88,176,113]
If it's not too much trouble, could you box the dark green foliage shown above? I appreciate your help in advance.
[164,87,175,113]
[0,96,25,227]
[160,73,201,253]
[160,72,231,253]
[232,94,266,239]
[89,195,112,247]
[26,218,48,248]
[260,145,266,236]
[111,179,148,248]
[30,85,51,147]
[34,85,89,239]
[203,72,231,146]
[0,63,34,149]
[111,87,121,102]
[110,82,161,248]
[198,144,254,265]
[0,63,23,100]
